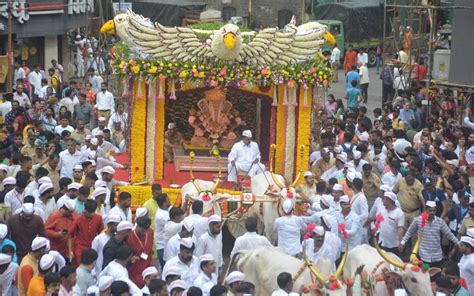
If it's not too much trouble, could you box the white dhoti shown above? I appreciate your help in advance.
[227,161,266,182]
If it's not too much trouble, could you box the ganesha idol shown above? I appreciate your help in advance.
[188,88,241,149]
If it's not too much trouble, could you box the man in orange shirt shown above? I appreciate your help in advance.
[343,45,357,73]
[18,237,49,295]
[27,253,55,296]
[68,199,104,267]
[45,199,77,260]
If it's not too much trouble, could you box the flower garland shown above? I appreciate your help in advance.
[373,214,385,232]
[275,84,286,174]
[113,42,332,92]
[338,223,349,239]
[295,87,312,180]
[130,80,147,183]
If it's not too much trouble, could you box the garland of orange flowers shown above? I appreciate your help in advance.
[295,87,312,182]
[130,80,147,183]
[275,84,286,174]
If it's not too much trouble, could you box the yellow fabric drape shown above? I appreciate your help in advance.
[295,88,313,183]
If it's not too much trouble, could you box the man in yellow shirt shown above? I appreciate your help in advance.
[143,183,163,230]
[27,253,55,296]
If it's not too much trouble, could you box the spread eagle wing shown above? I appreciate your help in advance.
[239,25,327,66]
[125,11,210,62]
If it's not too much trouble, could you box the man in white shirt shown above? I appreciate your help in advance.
[34,182,56,220]
[99,245,141,294]
[304,226,341,272]
[336,195,362,251]
[183,200,208,240]
[330,44,341,82]
[91,117,107,137]
[162,237,200,287]
[13,84,30,108]
[357,48,368,66]
[349,177,369,243]
[227,130,265,183]
[107,103,128,131]
[54,116,75,135]
[359,62,369,103]
[14,62,26,88]
[4,175,32,213]
[28,64,42,97]
[195,215,223,272]
[56,182,81,209]
[193,254,217,295]
[352,151,368,173]
[0,253,18,296]
[231,217,271,258]
[58,139,87,179]
[95,82,115,123]
[108,191,132,223]
[59,89,76,114]
[273,199,306,256]
[381,160,402,188]
[91,214,120,275]
[320,153,346,181]
[459,232,474,295]
[164,220,196,262]
[154,194,170,269]
[164,207,184,249]
[271,272,299,296]
[366,191,404,256]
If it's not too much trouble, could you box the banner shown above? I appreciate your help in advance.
[0,56,9,84]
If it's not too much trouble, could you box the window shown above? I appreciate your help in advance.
[222,6,237,22]
[278,9,293,28]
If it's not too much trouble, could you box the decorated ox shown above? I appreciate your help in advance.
[236,246,350,295]
[343,243,433,296]
[180,151,223,216]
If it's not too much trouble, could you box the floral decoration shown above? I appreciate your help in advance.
[113,42,332,92]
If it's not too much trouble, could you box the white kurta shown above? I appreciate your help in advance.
[304,232,341,272]
[162,255,200,287]
[99,261,141,295]
[459,253,474,295]
[320,166,343,181]
[378,207,405,248]
[195,232,223,268]
[58,150,87,179]
[193,271,217,296]
[91,232,112,275]
[273,215,306,256]
[381,171,402,188]
[4,187,33,213]
[154,207,169,250]
[34,198,56,220]
[230,232,272,258]
[108,205,132,223]
[183,214,208,240]
[164,234,197,262]
[336,211,361,251]
[0,262,18,296]
[227,141,265,182]
[164,221,183,249]
[350,192,369,243]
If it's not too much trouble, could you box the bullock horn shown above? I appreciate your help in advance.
[373,237,406,269]
[410,235,423,264]
[334,239,349,279]
[210,148,221,193]
[302,243,327,284]
[269,144,276,172]
[189,151,202,193]
[288,145,305,188]
[271,172,286,189]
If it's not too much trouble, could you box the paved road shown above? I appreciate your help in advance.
[327,67,384,118]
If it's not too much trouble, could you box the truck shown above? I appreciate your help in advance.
[311,1,384,67]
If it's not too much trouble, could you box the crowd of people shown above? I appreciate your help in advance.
[0,43,473,295]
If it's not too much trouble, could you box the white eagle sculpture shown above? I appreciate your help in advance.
[100,10,335,67]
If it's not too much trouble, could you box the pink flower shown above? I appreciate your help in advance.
[288,80,295,88]
[309,67,316,73]
[220,68,227,76]
[210,80,218,87]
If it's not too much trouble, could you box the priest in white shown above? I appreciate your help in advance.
[227,130,265,182]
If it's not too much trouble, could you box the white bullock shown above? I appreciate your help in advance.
[250,171,298,243]
[180,179,222,216]
[343,244,433,296]
[237,246,347,295]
